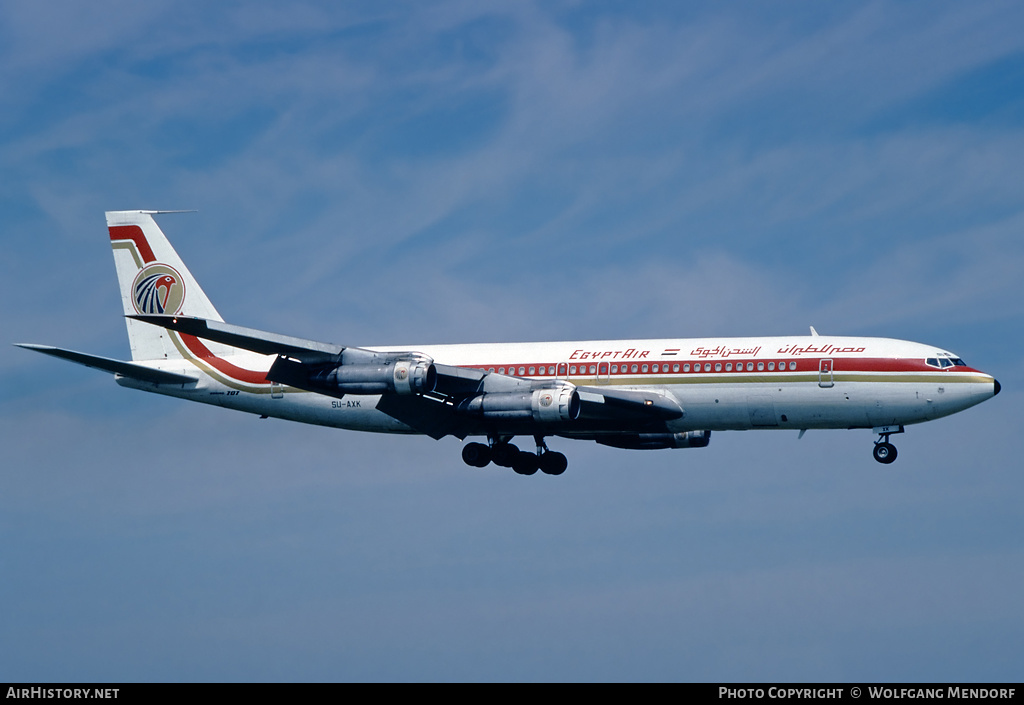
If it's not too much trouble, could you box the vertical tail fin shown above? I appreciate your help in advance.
[107,210,223,362]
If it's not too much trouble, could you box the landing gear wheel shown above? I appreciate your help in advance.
[512,451,539,475]
[873,442,897,464]
[491,443,519,468]
[462,442,492,467]
[539,451,568,476]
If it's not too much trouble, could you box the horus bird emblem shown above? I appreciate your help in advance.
[135,272,179,313]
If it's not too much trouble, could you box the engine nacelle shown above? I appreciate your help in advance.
[594,430,711,450]
[318,358,436,395]
[392,359,436,395]
[457,384,580,423]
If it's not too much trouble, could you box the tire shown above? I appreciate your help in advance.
[462,442,491,467]
[539,451,568,476]
[873,442,898,464]
[491,443,519,468]
[512,451,539,475]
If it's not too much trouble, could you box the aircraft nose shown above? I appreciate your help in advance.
[994,379,1001,396]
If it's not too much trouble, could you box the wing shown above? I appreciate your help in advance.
[130,315,683,438]
[129,314,486,437]
[130,313,486,392]
[130,314,344,363]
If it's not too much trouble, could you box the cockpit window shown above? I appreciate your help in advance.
[927,356,968,368]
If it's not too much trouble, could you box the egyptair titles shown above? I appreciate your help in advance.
[777,343,866,356]
[570,348,650,360]
[568,342,867,362]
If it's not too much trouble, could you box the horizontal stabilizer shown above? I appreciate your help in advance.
[15,344,198,385]
[130,315,344,363]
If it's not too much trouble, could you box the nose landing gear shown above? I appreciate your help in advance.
[872,426,904,464]
[872,440,897,464]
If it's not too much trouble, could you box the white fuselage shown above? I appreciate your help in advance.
[117,333,998,437]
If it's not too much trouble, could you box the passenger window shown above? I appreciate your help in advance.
[789,362,796,370]
[715,363,722,372]
[768,362,775,371]
[683,364,690,372]
[518,367,525,375]
[641,364,649,373]
[611,365,618,374]
[757,362,764,371]
[725,363,732,371]
[747,362,754,371]
[498,367,505,374]
[569,365,577,374]
[652,364,659,373]
[529,367,535,375]
[631,364,639,373]
[673,364,679,372]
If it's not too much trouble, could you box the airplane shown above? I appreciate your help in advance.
[16,210,1001,475]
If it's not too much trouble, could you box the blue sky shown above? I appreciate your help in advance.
[2,1,1023,681]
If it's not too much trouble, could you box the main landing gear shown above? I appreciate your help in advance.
[872,426,904,464]
[461,436,568,476]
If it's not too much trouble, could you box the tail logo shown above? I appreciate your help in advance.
[132,264,185,315]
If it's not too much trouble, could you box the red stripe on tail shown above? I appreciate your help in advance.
[109,225,156,264]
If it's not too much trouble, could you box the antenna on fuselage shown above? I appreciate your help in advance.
[809,326,819,336]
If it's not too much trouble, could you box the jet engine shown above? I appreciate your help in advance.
[594,430,711,450]
[268,351,437,397]
[457,383,581,423]
[315,358,437,395]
